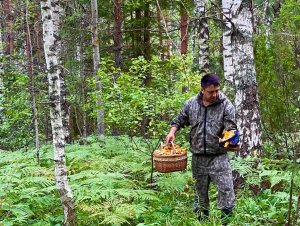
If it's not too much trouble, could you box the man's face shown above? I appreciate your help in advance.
[201,84,220,103]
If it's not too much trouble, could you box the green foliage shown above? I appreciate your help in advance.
[0,69,33,150]
[230,156,300,225]
[255,0,300,158]
[1,136,299,225]
[87,55,200,142]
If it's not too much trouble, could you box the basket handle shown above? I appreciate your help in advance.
[170,141,176,155]
[160,141,176,154]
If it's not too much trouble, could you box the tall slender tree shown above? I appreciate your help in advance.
[180,1,188,55]
[113,0,122,71]
[194,0,209,73]
[3,0,14,55]
[25,0,40,163]
[156,4,164,61]
[0,18,3,120]
[144,2,151,60]
[222,0,262,157]
[114,0,122,67]
[40,0,76,225]
[91,0,104,135]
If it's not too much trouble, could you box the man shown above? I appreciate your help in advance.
[166,74,237,224]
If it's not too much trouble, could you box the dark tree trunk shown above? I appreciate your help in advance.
[33,0,43,66]
[25,0,40,163]
[135,9,143,57]
[113,0,122,69]
[3,0,14,55]
[156,5,164,61]
[144,3,151,60]
[180,2,188,55]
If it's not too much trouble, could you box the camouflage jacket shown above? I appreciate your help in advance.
[171,91,237,155]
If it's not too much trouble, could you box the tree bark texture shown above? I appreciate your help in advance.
[222,0,262,157]
[3,0,14,55]
[135,9,143,57]
[40,0,76,225]
[144,3,151,60]
[25,0,40,163]
[194,0,210,73]
[91,0,104,135]
[156,5,164,61]
[113,0,122,69]
[180,2,188,55]
[51,0,71,143]
[77,44,87,145]
[0,20,3,120]
[33,2,44,66]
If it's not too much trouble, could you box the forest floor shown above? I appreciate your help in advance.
[0,135,296,225]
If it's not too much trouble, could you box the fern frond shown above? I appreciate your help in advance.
[156,172,190,193]
[100,214,130,226]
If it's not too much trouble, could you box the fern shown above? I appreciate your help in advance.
[1,135,296,225]
[231,156,258,176]
[156,172,190,193]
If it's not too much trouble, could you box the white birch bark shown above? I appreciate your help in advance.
[40,0,76,225]
[51,0,70,142]
[91,0,104,135]
[263,0,271,47]
[194,0,209,73]
[222,0,262,157]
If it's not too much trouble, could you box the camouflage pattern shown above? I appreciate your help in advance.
[171,91,237,155]
[171,91,236,213]
[192,154,235,211]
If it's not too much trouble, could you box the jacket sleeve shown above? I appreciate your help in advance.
[223,100,238,131]
[170,101,190,130]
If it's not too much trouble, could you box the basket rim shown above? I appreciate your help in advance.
[153,151,187,158]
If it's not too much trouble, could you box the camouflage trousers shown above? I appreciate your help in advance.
[192,153,235,212]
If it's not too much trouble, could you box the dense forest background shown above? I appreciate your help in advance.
[0,0,299,225]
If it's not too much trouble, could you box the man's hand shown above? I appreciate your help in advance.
[166,127,177,144]
[226,143,241,152]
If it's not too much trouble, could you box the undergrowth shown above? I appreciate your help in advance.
[0,136,299,225]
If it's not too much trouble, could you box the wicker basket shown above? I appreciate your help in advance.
[153,151,187,173]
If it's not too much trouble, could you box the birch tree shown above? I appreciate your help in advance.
[222,0,262,157]
[91,0,104,135]
[194,0,209,73]
[40,0,76,225]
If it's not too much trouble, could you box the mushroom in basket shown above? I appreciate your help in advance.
[153,142,187,156]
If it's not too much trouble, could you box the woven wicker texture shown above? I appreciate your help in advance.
[153,151,187,173]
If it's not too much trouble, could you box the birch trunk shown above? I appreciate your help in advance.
[263,0,271,47]
[91,0,104,135]
[222,0,262,157]
[40,0,76,225]
[194,0,209,73]
[51,0,70,143]
[25,0,40,163]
